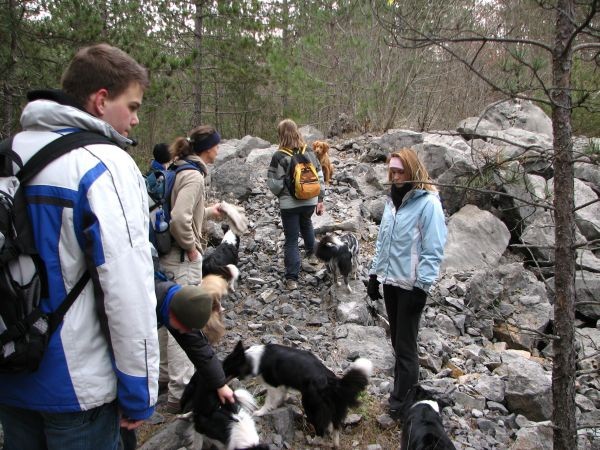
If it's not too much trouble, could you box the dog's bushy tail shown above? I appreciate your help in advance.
[234,388,258,414]
[328,358,372,427]
[339,358,372,404]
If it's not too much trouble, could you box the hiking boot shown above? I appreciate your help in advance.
[285,279,298,290]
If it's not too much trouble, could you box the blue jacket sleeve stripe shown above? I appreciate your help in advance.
[113,362,153,420]
[75,162,109,267]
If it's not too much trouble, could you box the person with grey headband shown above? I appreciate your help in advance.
[367,148,447,421]
[158,125,234,414]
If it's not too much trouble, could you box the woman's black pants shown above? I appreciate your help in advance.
[383,284,427,410]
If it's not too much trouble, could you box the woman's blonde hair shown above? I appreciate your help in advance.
[170,124,216,160]
[199,275,227,344]
[277,119,305,150]
[387,148,436,192]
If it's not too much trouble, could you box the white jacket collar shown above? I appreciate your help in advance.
[20,99,134,148]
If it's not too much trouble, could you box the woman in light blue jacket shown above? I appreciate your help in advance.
[368,148,447,419]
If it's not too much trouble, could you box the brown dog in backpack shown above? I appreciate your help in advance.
[312,140,333,185]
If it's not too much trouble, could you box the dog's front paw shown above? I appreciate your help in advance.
[336,281,341,286]
[346,286,353,293]
[253,407,269,417]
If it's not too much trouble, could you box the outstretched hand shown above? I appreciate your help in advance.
[120,417,144,430]
[217,384,235,404]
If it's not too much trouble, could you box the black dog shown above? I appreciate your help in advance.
[179,370,269,450]
[315,233,360,292]
[400,385,456,450]
[223,340,372,448]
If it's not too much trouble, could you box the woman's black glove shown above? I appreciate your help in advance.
[412,286,428,302]
[367,275,382,300]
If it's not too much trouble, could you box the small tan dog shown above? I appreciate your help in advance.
[312,140,333,185]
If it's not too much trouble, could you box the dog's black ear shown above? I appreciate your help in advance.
[234,340,245,353]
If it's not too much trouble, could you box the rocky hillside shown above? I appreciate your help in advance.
[138,100,599,450]
[3,101,596,450]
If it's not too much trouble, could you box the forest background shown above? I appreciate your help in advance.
[2,0,599,167]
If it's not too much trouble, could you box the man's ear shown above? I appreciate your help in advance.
[85,88,109,117]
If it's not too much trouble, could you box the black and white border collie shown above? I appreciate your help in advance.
[223,340,373,448]
[203,228,240,274]
[400,385,456,450]
[203,228,240,291]
[315,233,360,292]
[179,370,269,450]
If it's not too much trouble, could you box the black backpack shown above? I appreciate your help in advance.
[0,131,113,373]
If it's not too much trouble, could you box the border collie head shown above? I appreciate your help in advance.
[401,384,452,419]
[315,234,345,262]
[401,384,456,450]
[222,229,240,249]
[223,340,256,380]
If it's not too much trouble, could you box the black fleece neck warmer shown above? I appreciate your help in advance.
[391,183,413,209]
[27,89,85,111]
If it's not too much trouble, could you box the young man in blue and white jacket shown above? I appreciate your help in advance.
[0,44,159,450]
[367,148,447,420]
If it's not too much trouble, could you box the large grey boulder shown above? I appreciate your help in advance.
[414,133,471,179]
[572,178,600,240]
[235,135,272,158]
[574,160,600,189]
[335,324,394,374]
[456,117,501,139]
[442,205,510,273]
[473,374,506,403]
[482,99,553,137]
[465,263,552,351]
[500,167,550,230]
[520,211,588,263]
[575,327,600,373]
[547,271,600,320]
[510,420,553,450]
[246,146,276,165]
[215,139,241,164]
[495,351,552,421]
[299,125,324,146]
[436,159,479,214]
[212,155,266,201]
[373,129,423,151]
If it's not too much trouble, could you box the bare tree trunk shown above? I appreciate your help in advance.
[191,0,205,127]
[551,1,577,448]
[281,0,289,117]
[2,0,17,139]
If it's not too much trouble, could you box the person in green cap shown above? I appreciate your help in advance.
[120,274,234,450]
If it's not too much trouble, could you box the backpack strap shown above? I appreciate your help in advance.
[13,131,115,256]
[46,270,92,334]
[17,131,114,184]
[177,159,207,177]
[14,131,114,331]
[0,137,22,176]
